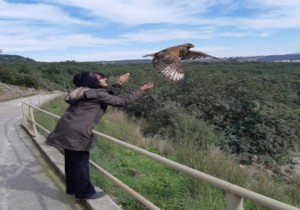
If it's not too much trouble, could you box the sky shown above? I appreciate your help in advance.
[1,0,300,62]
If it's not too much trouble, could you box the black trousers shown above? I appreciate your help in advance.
[64,149,96,199]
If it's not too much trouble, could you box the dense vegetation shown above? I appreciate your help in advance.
[1,57,299,166]
[123,62,300,166]
[36,98,300,210]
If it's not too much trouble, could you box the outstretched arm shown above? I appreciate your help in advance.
[97,82,154,107]
[107,73,130,94]
[140,83,154,91]
[116,73,130,85]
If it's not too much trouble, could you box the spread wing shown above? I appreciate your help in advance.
[182,50,218,60]
[144,43,216,83]
[153,52,184,82]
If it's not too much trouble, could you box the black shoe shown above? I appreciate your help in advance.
[84,191,104,200]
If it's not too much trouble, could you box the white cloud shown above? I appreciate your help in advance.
[31,49,152,62]
[238,16,300,30]
[238,0,300,29]
[0,0,88,24]
[220,32,249,38]
[0,33,122,52]
[41,0,219,25]
[31,0,300,31]
[1,0,299,61]
[121,28,214,42]
[245,0,300,9]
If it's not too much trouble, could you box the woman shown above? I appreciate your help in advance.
[46,71,154,199]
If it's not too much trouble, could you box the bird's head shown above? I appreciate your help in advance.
[184,43,194,48]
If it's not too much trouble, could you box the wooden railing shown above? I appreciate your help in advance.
[21,101,300,210]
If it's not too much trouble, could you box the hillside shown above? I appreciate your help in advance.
[0,54,36,63]
[224,53,300,62]
[0,82,42,102]
[0,54,299,167]
[1,53,300,64]
[100,53,300,63]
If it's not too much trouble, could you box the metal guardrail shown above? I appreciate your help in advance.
[21,101,300,210]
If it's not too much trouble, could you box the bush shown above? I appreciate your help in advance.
[166,111,217,150]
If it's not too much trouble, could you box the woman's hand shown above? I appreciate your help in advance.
[116,73,130,85]
[140,83,154,91]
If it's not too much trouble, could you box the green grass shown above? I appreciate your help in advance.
[35,96,300,210]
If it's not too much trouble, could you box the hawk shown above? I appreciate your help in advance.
[143,43,218,82]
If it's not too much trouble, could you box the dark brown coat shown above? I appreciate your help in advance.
[46,84,144,151]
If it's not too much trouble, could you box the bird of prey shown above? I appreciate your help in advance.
[143,43,218,82]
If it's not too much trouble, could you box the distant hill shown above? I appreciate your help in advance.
[97,59,151,64]
[0,82,41,102]
[1,53,300,64]
[225,53,300,62]
[0,54,36,63]
[99,53,300,63]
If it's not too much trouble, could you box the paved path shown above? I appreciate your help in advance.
[0,94,85,210]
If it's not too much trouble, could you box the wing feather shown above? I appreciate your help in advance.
[153,54,184,82]
[182,50,218,60]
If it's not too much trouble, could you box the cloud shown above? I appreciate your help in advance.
[220,32,249,38]
[0,0,88,24]
[30,0,300,31]
[41,0,219,25]
[0,18,121,52]
[30,48,153,62]
[237,0,300,29]
[0,32,122,52]
[1,0,299,61]
[121,28,214,42]
[245,0,300,9]
[3,0,300,29]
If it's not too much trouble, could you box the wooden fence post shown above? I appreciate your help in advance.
[29,106,38,137]
[226,193,243,210]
